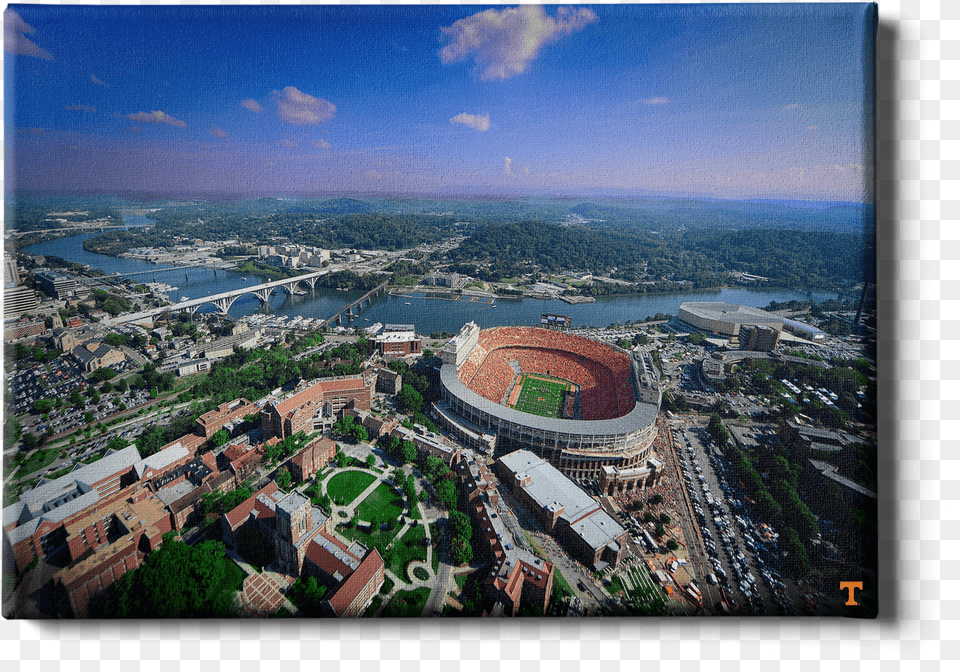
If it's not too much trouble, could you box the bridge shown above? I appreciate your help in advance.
[90,264,232,281]
[101,271,332,325]
[319,280,391,328]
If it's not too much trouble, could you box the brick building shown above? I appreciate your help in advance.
[195,398,258,438]
[497,450,628,571]
[260,376,372,440]
[454,456,554,616]
[287,436,338,483]
[368,325,422,358]
[4,318,45,341]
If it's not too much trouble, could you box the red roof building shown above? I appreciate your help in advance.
[196,398,257,438]
[288,436,337,483]
[261,377,372,440]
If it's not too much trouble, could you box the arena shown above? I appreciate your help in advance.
[678,302,784,337]
[436,324,661,482]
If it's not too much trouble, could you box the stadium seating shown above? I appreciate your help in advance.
[458,327,635,420]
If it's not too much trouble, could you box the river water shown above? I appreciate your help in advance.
[23,214,837,334]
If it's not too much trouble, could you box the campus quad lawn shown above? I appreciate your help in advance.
[326,471,377,505]
[355,482,404,522]
[512,375,568,419]
[388,523,428,581]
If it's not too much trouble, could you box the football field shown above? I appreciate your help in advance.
[511,374,570,419]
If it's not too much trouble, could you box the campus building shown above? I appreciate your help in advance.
[368,324,422,358]
[496,450,629,571]
[33,269,77,299]
[195,398,258,438]
[4,285,39,319]
[221,481,384,616]
[260,376,373,440]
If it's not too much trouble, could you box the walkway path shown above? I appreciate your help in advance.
[224,547,299,617]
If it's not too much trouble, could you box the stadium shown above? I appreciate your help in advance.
[435,324,661,482]
[678,302,784,337]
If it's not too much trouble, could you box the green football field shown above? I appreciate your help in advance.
[512,375,569,418]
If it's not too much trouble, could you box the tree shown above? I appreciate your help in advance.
[210,428,230,448]
[33,399,54,414]
[435,479,457,509]
[115,377,129,393]
[92,367,117,381]
[666,539,679,552]
[276,467,292,490]
[451,536,473,566]
[89,536,237,618]
[448,511,472,541]
[84,411,94,424]
[659,513,671,525]
[397,384,423,414]
[654,523,666,538]
[365,454,376,469]
[22,432,37,451]
[649,494,664,506]
[400,440,417,464]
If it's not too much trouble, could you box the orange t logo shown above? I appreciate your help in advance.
[840,581,863,606]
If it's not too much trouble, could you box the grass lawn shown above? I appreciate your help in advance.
[413,567,429,581]
[512,374,569,419]
[355,482,404,522]
[455,574,467,590]
[382,587,430,617]
[387,524,428,582]
[606,575,626,595]
[338,522,400,558]
[15,448,59,478]
[552,568,575,599]
[326,470,377,505]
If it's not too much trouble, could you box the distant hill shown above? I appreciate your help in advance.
[569,198,870,235]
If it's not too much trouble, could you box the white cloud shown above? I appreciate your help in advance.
[209,127,230,140]
[312,139,333,149]
[503,156,513,176]
[4,11,53,61]
[642,97,669,105]
[440,5,597,81]
[241,98,263,113]
[126,110,187,128]
[64,105,96,112]
[91,74,110,88]
[782,103,801,111]
[450,113,490,132]
[272,86,336,125]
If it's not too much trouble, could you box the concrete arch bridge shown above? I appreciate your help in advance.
[103,271,331,324]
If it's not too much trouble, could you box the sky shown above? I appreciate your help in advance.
[4,4,876,202]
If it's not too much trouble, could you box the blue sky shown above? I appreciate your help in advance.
[5,4,875,202]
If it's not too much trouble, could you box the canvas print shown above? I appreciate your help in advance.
[2,4,877,619]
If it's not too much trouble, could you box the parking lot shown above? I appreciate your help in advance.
[673,418,802,615]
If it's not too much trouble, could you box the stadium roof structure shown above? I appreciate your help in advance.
[440,363,658,437]
[679,302,783,336]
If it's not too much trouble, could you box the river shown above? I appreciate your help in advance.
[23,215,838,334]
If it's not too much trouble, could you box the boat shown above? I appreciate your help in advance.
[181,296,189,300]
[405,302,411,305]
[241,277,247,281]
